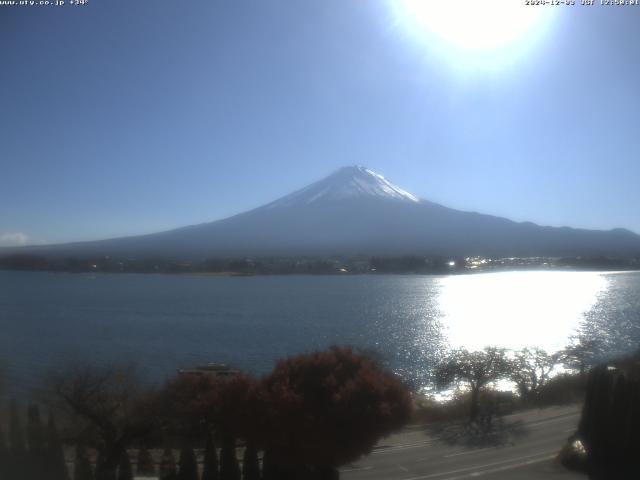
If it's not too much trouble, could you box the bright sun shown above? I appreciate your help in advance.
[395,0,550,53]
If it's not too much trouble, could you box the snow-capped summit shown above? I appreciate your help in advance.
[265,165,420,208]
[6,165,640,259]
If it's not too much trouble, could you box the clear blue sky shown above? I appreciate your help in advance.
[1,0,639,246]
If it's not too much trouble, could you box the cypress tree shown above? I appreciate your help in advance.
[316,465,339,480]
[241,443,260,480]
[261,450,276,480]
[9,400,27,479]
[27,404,45,454]
[95,451,105,480]
[158,448,177,480]
[73,445,94,480]
[47,411,70,480]
[27,404,46,479]
[136,447,155,476]
[219,434,240,480]
[627,376,640,472]
[201,433,219,480]
[177,445,198,480]
[0,423,8,480]
[609,374,628,467]
[589,366,613,472]
[10,401,26,456]
[117,450,133,480]
[95,449,118,480]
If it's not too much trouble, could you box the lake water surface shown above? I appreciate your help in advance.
[1,270,639,395]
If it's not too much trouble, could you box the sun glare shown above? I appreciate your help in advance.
[437,271,608,352]
[394,0,552,54]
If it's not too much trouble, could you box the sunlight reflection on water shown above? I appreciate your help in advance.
[2,270,637,397]
[436,271,609,352]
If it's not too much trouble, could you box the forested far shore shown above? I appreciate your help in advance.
[1,253,638,275]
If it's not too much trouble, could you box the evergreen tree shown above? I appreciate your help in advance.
[316,465,339,480]
[47,412,70,480]
[27,404,46,479]
[201,433,219,480]
[9,400,27,479]
[261,450,275,480]
[135,447,155,476]
[95,451,106,480]
[260,450,281,480]
[10,401,26,456]
[95,449,118,480]
[177,445,198,480]
[0,423,9,480]
[242,443,260,480]
[27,404,45,454]
[117,450,133,480]
[219,434,240,480]
[73,445,94,480]
[158,448,177,480]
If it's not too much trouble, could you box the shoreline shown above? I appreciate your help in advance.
[2,266,640,277]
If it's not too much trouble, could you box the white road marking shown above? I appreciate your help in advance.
[526,413,580,429]
[402,450,558,480]
[341,465,374,473]
[370,410,579,458]
[403,408,580,432]
[443,446,494,458]
[372,440,434,455]
[441,454,556,479]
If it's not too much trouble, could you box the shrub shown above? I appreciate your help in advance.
[260,346,412,476]
[535,373,586,406]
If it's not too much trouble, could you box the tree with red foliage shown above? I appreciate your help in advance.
[163,372,259,429]
[260,346,413,479]
[162,373,222,437]
[163,373,262,480]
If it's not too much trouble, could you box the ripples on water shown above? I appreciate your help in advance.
[0,270,639,396]
[578,272,640,362]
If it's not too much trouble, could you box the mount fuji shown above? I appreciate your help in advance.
[5,166,640,259]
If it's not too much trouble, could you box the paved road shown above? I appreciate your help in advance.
[342,405,586,480]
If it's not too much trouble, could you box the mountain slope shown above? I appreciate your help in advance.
[4,166,640,259]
